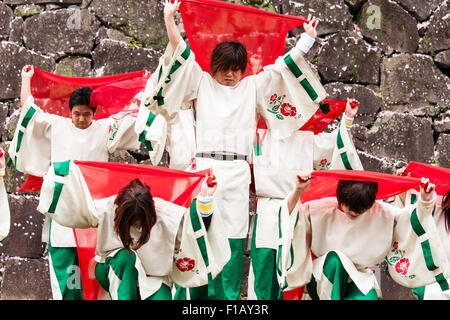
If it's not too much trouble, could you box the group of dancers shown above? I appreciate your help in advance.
[0,0,448,300]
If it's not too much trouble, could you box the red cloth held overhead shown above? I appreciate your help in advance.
[404,161,450,196]
[300,170,422,203]
[180,0,308,77]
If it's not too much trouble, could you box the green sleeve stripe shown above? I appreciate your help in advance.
[146,112,156,128]
[284,54,303,78]
[53,160,71,176]
[421,239,439,271]
[153,87,165,106]
[16,130,24,153]
[180,44,191,61]
[410,209,426,237]
[138,130,153,151]
[189,199,215,297]
[300,78,319,101]
[21,105,37,129]
[337,123,353,170]
[410,193,417,205]
[435,273,450,291]
[166,60,182,84]
[319,101,330,114]
[48,182,64,214]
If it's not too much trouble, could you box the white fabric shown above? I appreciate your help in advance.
[0,177,10,241]
[296,32,316,54]
[195,157,251,239]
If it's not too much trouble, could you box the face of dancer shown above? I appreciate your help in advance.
[71,104,94,129]
[213,68,244,87]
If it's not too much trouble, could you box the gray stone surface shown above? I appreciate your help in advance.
[357,0,420,54]
[89,0,167,48]
[317,31,381,84]
[289,0,353,36]
[8,17,24,44]
[365,112,434,164]
[418,1,450,54]
[395,0,441,21]
[0,3,14,41]
[0,195,46,259]
[55,56,92,77]
[0,41,55,100]
[4,0,81,4]
[0,257,52,300]
[435,50,450,69]
[23,8,100,59]
[92,39,162,76]
[380,54,450,110]
[436,134,450,168]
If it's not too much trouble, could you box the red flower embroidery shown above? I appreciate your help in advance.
[176,257,195,272]
[395,258,410,275]
[270,93,278,102]
[393,242,398,250]
[320,158,328,166]
[280,103,297,117]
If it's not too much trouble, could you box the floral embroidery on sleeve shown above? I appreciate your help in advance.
[175,257,196,272]
[267,93,301,120]
[317,158,331,170]
[385,242,416,279]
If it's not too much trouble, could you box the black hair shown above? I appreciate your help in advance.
[210,40,248,76]
[443,190,450,233]
[336,180,378,214]
[69,86,96,114]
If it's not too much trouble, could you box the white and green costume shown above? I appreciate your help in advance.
[248,116,363,300]
[141,37,327,299]
[36,161,230,300]
[8,95,141,300]
[277,190,450,300]
[392,192,450,300]
[0,170,10,242]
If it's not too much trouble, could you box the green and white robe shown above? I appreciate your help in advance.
[277,192,450,300]
[391,192,450,300]
[37,161,231,300]
[8,95,142,299]
[248,116,363,300]
[0,171,10,242]
[141,37,327,299]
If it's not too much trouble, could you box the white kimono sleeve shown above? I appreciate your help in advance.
[7,95,52,177]
[142,39,203,122]
[37,160,98,229]
[386,194,450,291]
[170,198,231,293]
[135,103,167,165]
[255,46,327,140]
[0,175,10,241]
[107,114,141,154]
[276,198,313,292]
[313,117,363,171]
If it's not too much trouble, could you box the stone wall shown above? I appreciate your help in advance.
[0,0,448,300]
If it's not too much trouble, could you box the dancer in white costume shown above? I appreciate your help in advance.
[248,98,363,300]
[142,0,324,299]
[0,147,10,242]
[37,161,230,300]
[8,66,143,300]
[277,171,450,300]
[393,168,450,300]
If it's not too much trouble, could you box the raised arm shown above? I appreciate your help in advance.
[298,14,319,57]
[164,0,183,51]
[287,170,312,214]
[20,65,34,107]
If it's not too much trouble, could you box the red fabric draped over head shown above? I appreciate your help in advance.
[179,0,307,77]
[300,170,422,203]
[403,161,450,196]
[72,161,210,300]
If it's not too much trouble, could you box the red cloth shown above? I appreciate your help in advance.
[180,0,307,77]
[17,68,150,192]
[71,161,210,300]
[31,67,150,119]
[404,161,450,196]
[300,170,422,203]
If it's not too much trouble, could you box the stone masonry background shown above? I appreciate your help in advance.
[0,0,448,299]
